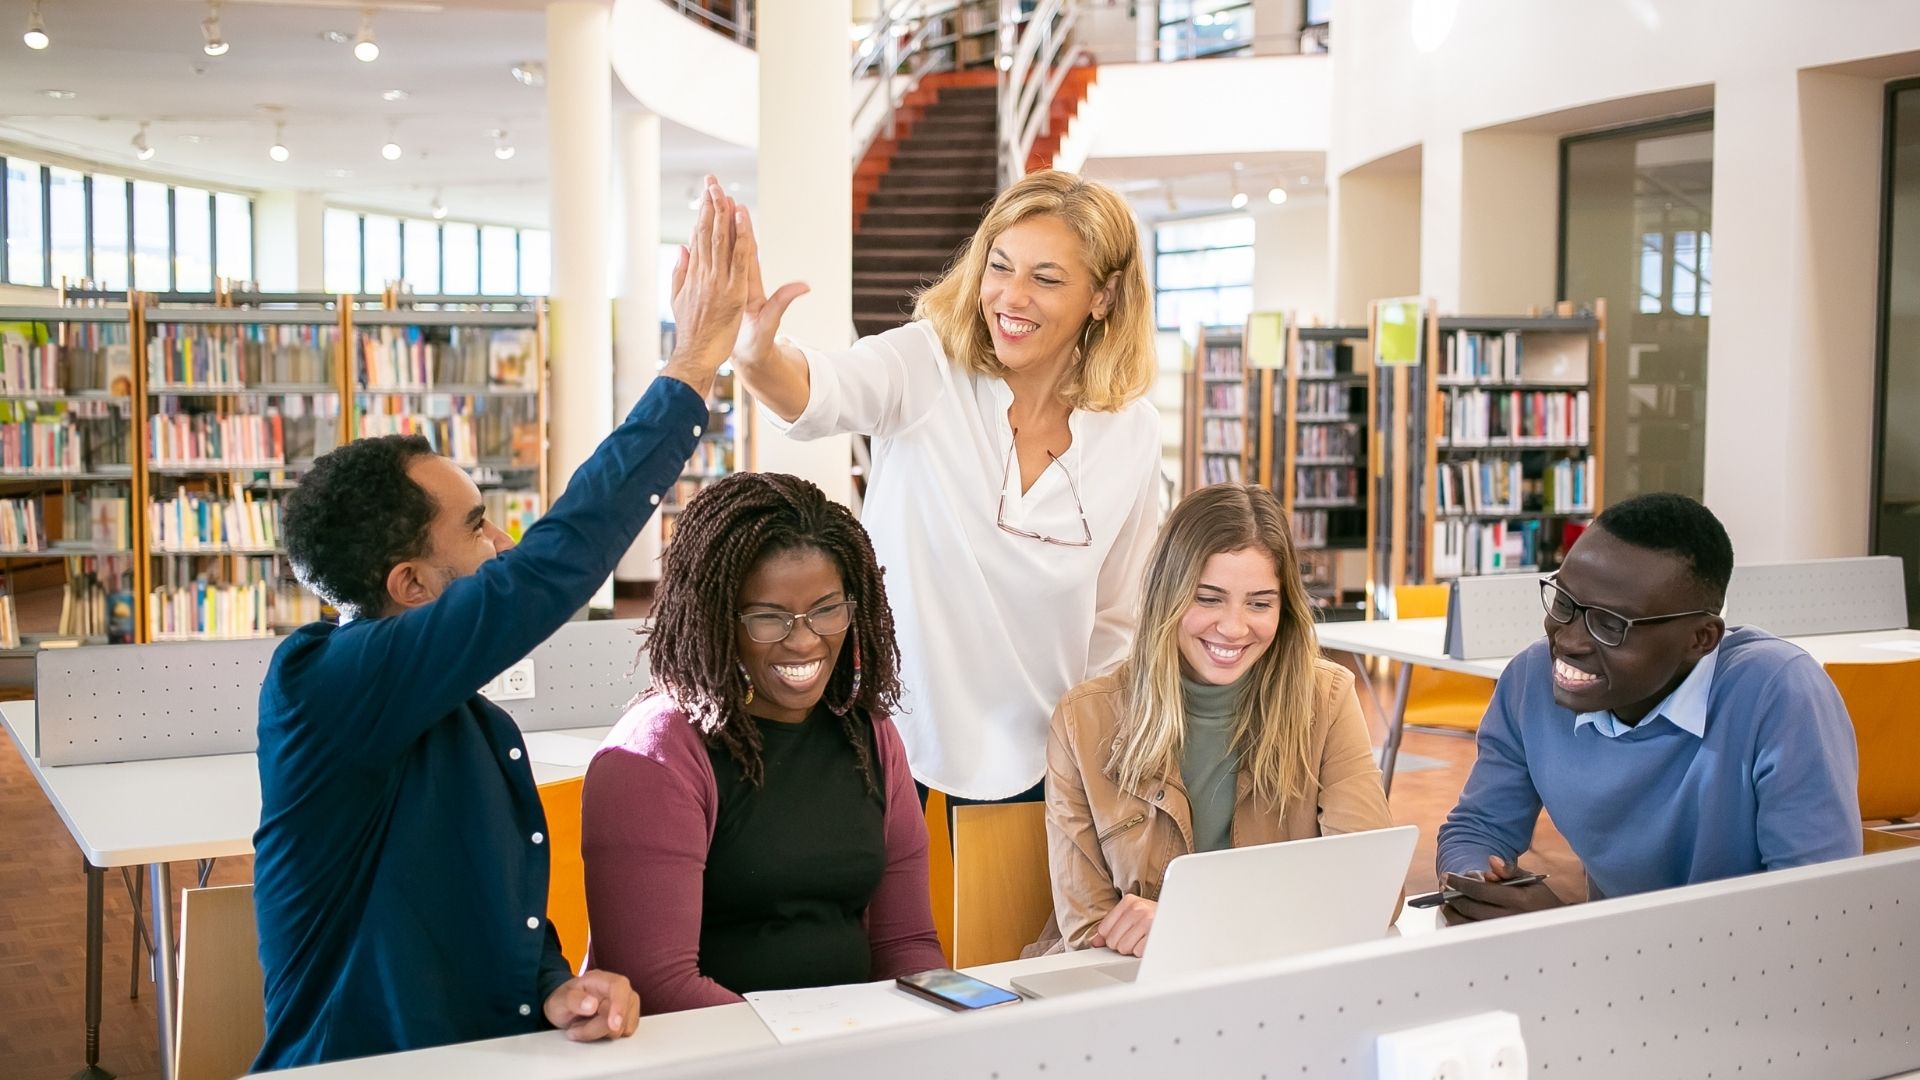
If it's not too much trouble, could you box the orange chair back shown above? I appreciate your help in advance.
[1392,584,1493,733]
[1823,659,1920,823]
[537,776,589,972]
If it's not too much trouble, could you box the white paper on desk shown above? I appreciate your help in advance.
[1863,640,1920,655]
[520,732,602,768]
[745,981,948,1045]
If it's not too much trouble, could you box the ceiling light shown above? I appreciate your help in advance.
[202,1,229,56]
[319,29,349,44]
[23,1,48,49]
[510,61,545,88]
[382,140,402,161]
[382,88,409,102]
[132,122,155,161]
[40,89,75,100]
[269,121,289,162]
[1230,191,1249,210]
[430,194,447,220]
[326,169,353,179]
[996,53,1012,71]
[489,129,515,161]
[352,9,379,62]
[1267,186,1288,205]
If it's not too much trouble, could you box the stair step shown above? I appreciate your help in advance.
[856,227,974,241]
[856,250,961,270]
[860,213,981,232]
[866,190,998,210]
[854,270,941,285]
[891,145,997,159]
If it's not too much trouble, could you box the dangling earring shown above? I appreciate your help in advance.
[738,664,755,707]
[830,632,863,716]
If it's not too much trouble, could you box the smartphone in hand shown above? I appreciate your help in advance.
[1407,872,1549,909]
[896,968,1021,1011]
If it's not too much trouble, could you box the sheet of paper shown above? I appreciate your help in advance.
[521,732,602,768]
[1863,640,1920,655]
[745,980,948,1045]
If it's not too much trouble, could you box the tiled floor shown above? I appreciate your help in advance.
[0,659,1578,1080]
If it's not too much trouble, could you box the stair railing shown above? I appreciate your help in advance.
[997,0,1084,185]
[851,1,954,169]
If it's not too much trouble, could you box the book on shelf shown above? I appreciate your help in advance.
[1435,459,1524,515]
[148,491,283,551]
[1440,329,1524,382]
[1440,389,1589,447]
[1295,382,1349,418]
[0,592,15,649]
[149,579,273,640]
[1201,419,1246,454]
[0,322,61,394]
[1292,510,1329,548]
[0,497,43,551]
[1298,339,1344,378]
[483,490,542,544]
[1294,466,1361,504]
[1431,519,1547,578]
[1543,456,1595,514]
[1204,381,1246,413]
[0,409,88,473]
[148,323,334,388]
[358,325,534,390]
[148,411,286,467]
[1296,423,1360,459]
[357,412,479,466]
[487,330,539,390]
[1201,455,1243,485]
[1200,341,1244,378]
[510,421,541,467]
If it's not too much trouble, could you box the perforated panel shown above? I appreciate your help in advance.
[637,851,1920,1080]
[1725,558,1908,637]
[1445,572,1544,659]
[35,619,654,766]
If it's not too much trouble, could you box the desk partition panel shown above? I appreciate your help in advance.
[34,619,653,766]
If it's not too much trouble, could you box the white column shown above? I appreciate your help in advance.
[1457,131,1558,313]
[754,0,854,504]
[253,191,325,292]
[1702,68,1882,561]
[615,110,665,583]
[1251,193,1331,321]
[546,0,614,607]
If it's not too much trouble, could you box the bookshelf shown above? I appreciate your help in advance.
[1369,300,1607,601]
[0,306,138,657]
[1264,324,1373,621]
[655,320,745,549]
[1183,326,1250,493]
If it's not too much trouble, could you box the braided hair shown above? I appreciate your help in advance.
[644,472,904,795]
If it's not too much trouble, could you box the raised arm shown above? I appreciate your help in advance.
[725,179,814,423]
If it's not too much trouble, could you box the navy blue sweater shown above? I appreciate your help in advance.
[251,377,706,1070]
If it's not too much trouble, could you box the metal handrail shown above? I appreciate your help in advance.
[660,0,755,48]
[998,0,1083,185]
[849,1,952,168]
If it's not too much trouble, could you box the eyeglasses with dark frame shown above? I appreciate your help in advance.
[1539,575,1718,649]
[996,429,1093,547]
[736,600,858,644]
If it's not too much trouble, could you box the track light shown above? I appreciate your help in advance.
[23,0,48,49]
[509,61,544,88]
[430,194,448,220]
[202,2,228,56]
[490,129,515,161]
[1230,191,1249,210]
[269,121,289,162]
[352,9,379,62]
[381,126,401,161]
[1267,185,1288,205]
[132,122,155,161]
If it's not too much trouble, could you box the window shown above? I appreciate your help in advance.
[322,208,361,294]
[1153,214,1254,331]
[1158,0,1254,61]
[442,222,479,294]
[6,158,46,286]
[91,176,129,290]
[215,192,252,284]
[518,229,551,296]
[47,167,86,285]
[174,187,213,293]
[362,214,401,294]
[1874,81,1920,626]
[403,219,441,293]
[132,180,171,290]
[479,225,518,295]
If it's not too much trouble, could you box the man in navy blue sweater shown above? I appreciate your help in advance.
[1438,493,1861,921]
[252,183,756,1069]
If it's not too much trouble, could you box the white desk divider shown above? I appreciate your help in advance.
[1442,572,1544,659]
[34,619,653,767]
[639,850,1920,1080]
[1724,556,1909,638]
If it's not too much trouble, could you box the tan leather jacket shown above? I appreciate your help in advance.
[1039,658,1394,951]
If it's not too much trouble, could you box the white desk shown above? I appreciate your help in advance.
[1314,617,1920,792]
[0,699,613,1080]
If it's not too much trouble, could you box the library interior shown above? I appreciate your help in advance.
[1,1,1918,1079]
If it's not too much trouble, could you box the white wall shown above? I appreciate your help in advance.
[1077,55,1329,161]
[609,0,758,149]
[253,191,326,293]
[1251,192,1331,322]
[1330,0,1920,561]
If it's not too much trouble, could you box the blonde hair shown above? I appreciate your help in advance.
[1108,484,1321,812]
[912,169,1155,412]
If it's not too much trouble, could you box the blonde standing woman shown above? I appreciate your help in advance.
[715,170,1163,810]
[1039,484,1393,955]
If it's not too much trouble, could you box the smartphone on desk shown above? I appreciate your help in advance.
[897,968,1022,1011]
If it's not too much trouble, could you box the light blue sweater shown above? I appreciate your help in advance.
[1437,626,1863,900]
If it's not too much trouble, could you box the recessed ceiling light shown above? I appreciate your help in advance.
[326,169,354,179]
[40,89,75,100]
[179,134,210,145]
[510,61,545,88]
[381,140,402,161]
[319,29,349,44]
[382,89,409,102]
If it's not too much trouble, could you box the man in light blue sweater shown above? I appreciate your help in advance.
[1438,493,1861,920]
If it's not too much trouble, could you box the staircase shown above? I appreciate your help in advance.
[852,72,1003,341]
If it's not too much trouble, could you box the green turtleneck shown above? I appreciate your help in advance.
[1179,675,1242,853]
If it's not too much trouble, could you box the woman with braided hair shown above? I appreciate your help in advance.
[580,471,944,1014]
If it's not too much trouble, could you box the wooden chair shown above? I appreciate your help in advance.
[950,802,1052,967]
[1393,584,1494,734]
[174,884,263,1080]
[537,776,589,973]
[1823,659,1920,825]
[924,790,956,965]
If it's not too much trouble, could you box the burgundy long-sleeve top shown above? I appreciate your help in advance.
[580,692,946,1014]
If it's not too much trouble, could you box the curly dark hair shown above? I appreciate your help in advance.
[283,434,439,620]
[1594,492,1736,606]
[646,472,904,794]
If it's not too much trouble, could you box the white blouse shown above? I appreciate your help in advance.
[764,321,1164,799]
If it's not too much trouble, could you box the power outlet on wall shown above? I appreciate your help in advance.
[1376,1010,1528,1080]
[480,658,538,702]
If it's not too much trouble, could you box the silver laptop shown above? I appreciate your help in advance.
[1010,824,1418,998]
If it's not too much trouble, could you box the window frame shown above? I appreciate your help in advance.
[1152,212,1256,332]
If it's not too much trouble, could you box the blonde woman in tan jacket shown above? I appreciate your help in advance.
[1040,483,1394,956]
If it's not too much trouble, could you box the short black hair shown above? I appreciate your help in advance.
[1593,493,1735,603]
[284,434,439,620]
